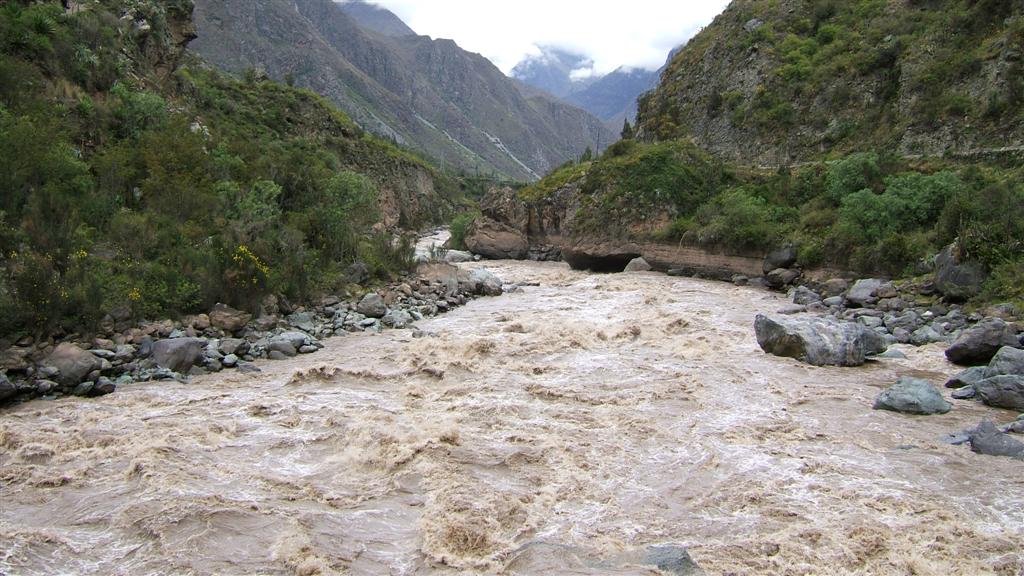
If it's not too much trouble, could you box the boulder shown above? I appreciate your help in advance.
[846,278,884,307]
[152,338,207,374]
[763,244,797,274]
[974,375,1024,411]
[984,346,1024,377]
[873,377,952,415]
[344,261,369,285]
[623,257,652,272]
[382,309,414,329]
[968,420,1024,460]
[792,286,822,305]
[945,366,988,389]
[43,343,103,386]
[357,293,387,318]
[464,268,503,297]
[765,268,800,289]
[0,373,16,403]
[209,303,252,333]
[464,216,529,260]
[934,244,985,301]
[754,314,885,366]
[218,338,248,357]
[821,278,850,298]
[443,250,474,263]
[945,317,1020,365]
[287,312,316,333]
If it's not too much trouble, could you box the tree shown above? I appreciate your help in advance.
[621,119,635,140]
[580,146,593,163]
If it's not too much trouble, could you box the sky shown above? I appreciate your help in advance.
[362,1,731,76]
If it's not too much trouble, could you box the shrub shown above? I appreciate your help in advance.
[826,152,881,203]
[449,211,478,250]
[694,188,788,251]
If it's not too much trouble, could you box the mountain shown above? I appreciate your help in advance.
[565,66,659,124]
[191,0,613,181]
[510,46,597,99]
[637,0,1024,164]
[337,0,415,38]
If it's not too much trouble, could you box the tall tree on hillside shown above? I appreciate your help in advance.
[621,119,635,140]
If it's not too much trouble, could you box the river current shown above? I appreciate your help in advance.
[1,257,1022,575]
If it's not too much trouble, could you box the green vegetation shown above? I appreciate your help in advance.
[0,0,460,337]
[448,211,479,251]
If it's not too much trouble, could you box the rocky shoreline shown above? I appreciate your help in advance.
[0,257,507,407]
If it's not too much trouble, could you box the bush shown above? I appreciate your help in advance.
[826,152,881,203]
[694,188,788,251]
[449,211,478,250]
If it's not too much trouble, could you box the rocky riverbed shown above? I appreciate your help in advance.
[1,258,1022,575]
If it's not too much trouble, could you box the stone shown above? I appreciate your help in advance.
[777,305,806,315]
[209,303,252,333]
[298,345,318,354]
[344,261,369,285]
[237,362,261,374]
[951,386,976,400]
[744,17,765,33]
[466,268,503,297]
[945,366,988,389]
[72,381,95,397]
[792,286,822,306]
[984,346,1024,377]
[93,377,116,396]
[934,244,985,301]
[731,275,749,286]
[623,257,652,272]
[910,325,944,346]
[822,296,844,307]
[873,377,952,415]
[765,268,800,289]
[0,373,16,403]
[846,278,884,307]
[43,343,102,387]
[822,278,850,297]
[464,216,529,259]
[287,312,316,333]
[268,350,291,361]
[754,314,885,367]
[642,544,705,576]
[763,244,797,275]
[222,354,239,368]
[152,338,207,374]
[357,293,387,318]
[443,250,474,263]
[974,375,1024,411]
[218,338,248,357]
[0,346,32,371]
[382,309,414,329]
[945,317,1020,365]
[968,420,1024,460]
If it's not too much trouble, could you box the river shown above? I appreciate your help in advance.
[1,258,1022,575]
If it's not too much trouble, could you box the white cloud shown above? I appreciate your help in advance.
[359,1,731,75]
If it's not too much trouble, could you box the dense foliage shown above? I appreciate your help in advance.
[0,0,460,337]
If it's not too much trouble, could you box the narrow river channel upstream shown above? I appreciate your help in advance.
[2,256,1022,575]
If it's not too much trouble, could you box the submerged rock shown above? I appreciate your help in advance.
[968,420,1024,460]
[623,257,652,272]
[873,377,952,415]
[754,314,885,366]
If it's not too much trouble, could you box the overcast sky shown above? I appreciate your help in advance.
[363,1,731,76]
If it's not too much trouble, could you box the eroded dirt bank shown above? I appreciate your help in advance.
[1,260,1022,575]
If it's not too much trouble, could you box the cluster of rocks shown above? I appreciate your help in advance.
[0,263,507,406]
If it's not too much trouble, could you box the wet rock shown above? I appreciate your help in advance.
[623,257,652,272]
[945,317,1020,365]
[357,293,387,318]
[237,362,261,374]
[873,377,951,415]
[945,366,988,389]
[152,338,207,374]
[222,354,239,368]
[974,375,1024,411]
[934,244,985,301]
[952,386,976,400]
[792,286,822,306]
[642,544,705,576]
[443,250,474,263]
[209,303,252,333]
[777,304,806,315]
[968,420,1024,460]
[822,278,850,298]
[93,377,116,396]
[268,350,291,361]
[754,314,884,366]
[43,343,103,387]
[874,349,907,359]
[466,268,503,296]
[218,338,248,357]
[731,274,749,286]
[984,346,1024,377]
[287,312,316,333]
[0,373,16,403]
[822,296,844,307]
[765,268,800,289]
[910,325,944,346]
[847,278,884,307]
[382,309,414,329]
[72,381,94,397]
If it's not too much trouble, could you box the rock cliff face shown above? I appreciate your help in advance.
[638,0,1024,164]
[191,0,613,181]
[465,187,765,277]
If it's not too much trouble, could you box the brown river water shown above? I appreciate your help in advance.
[1,259,1022,576]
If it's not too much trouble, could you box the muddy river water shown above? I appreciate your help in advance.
[1,258,1022,575]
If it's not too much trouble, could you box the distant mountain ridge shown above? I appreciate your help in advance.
[191,0,612,181]
[337,0,415,37]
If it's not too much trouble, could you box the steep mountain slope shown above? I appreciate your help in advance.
[565,66,659,124]
[191,0,613,181]
[337,0,415,37]
[0,0,460,334]
[638,0,1024,164]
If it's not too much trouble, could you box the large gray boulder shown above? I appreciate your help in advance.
[846,278,884,307]
[934,244,985,301]
[945,366,988,389]
[43,343,103,386]
[462,268,503,296]
[209,303,252,333]
[152,338,207,374]
[984,346,1024,377]
[754,314,886,366]
[873,377,952,415]
[968,420,1024,460]
[974,375,1024,411]
[945,317,1020,365]
[357,293,387,318]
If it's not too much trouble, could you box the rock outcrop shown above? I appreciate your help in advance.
[753,314,886,367]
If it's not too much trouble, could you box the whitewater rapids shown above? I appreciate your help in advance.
[2,260,1022,575]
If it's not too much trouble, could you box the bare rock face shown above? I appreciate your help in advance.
[754,314,886,366]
